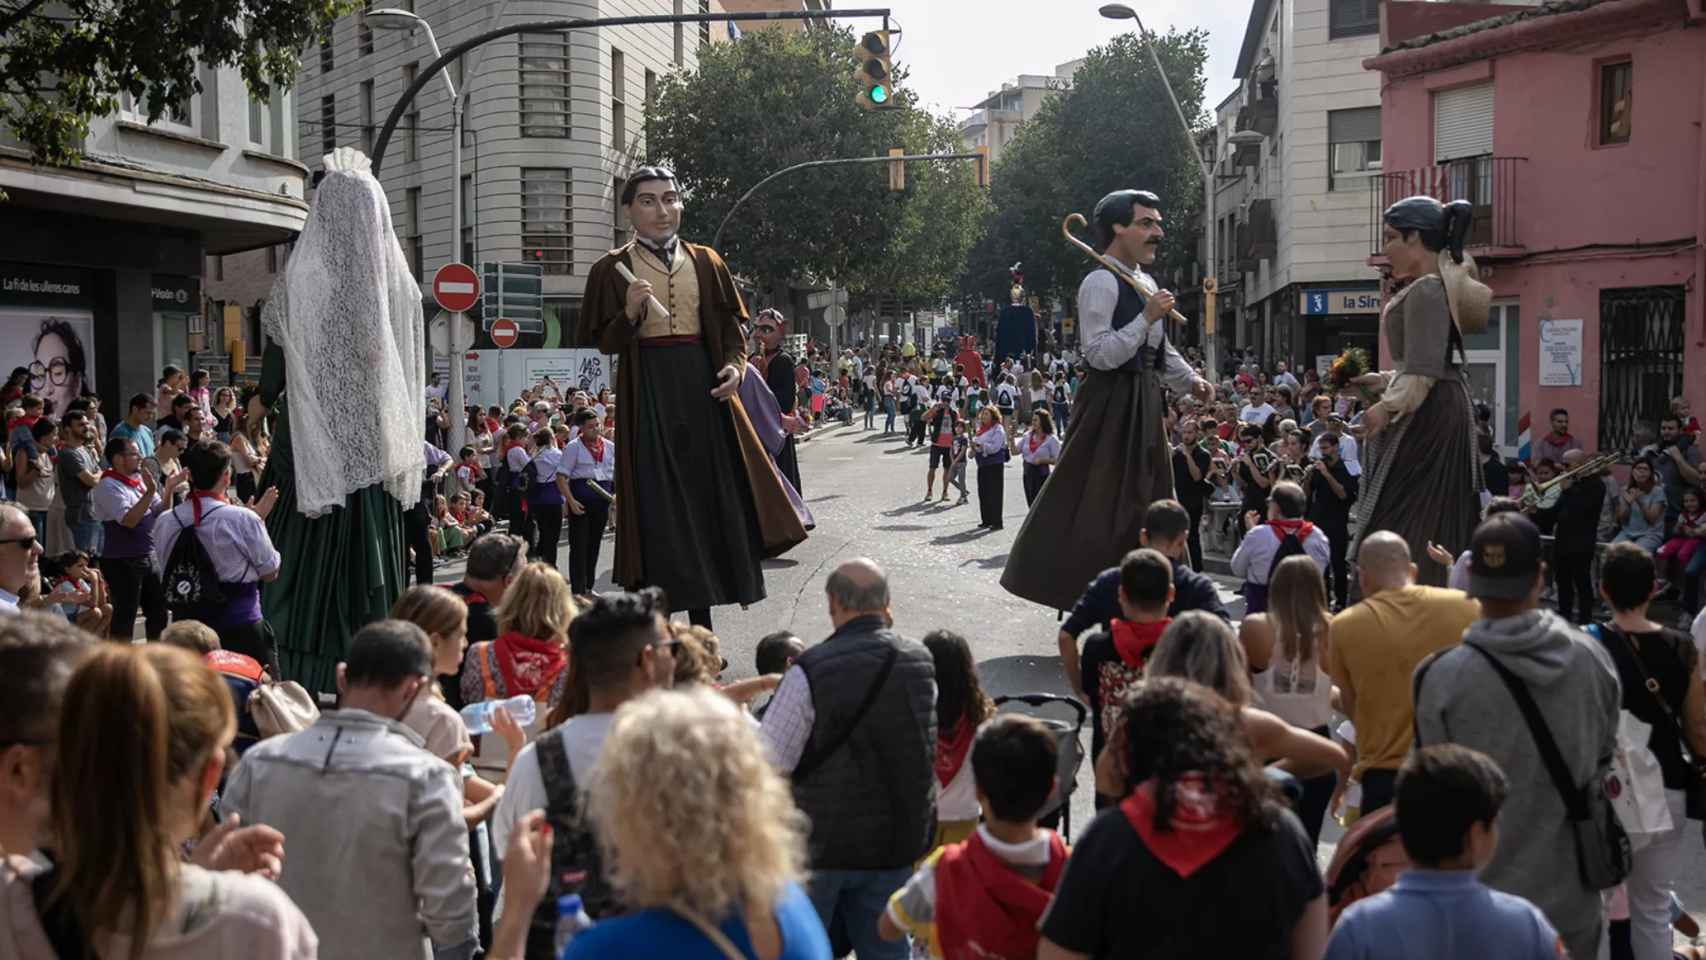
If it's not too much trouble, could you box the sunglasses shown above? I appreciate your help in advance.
[0,535,38,551]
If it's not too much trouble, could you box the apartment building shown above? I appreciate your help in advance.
[0,65,306,407]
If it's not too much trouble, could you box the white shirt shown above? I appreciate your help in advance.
[1274,371,1302,393]
[761,665,816,772]
[529,445,564,484]
[152,498,281,584]
[1019,432,1061,465]
[0,589,18,615]
[1229,523,1332,585]
[1309,432,1362,476]
[1240,402,1277,424]
[562,437,615,483]
[489,713,615,920]
[91,474,160,525]
[1075,269,1196,392]
[973,424,1008,458]
[505,445,531,473]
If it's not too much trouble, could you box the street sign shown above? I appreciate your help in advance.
[482,262,545,333]
[433,263,481,314]
[490,318,520,349]
[825,304,846,328]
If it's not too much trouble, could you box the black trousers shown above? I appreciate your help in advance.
[509,492,535,555]
[1322,524,1351,609]
[566,490,609,595]
[405,504,433,586]
[1360,767,1399,817]
[1555,549,1595,624]
[1022,462,1050,506]
[907,415,925,446]
[532,501,564,569]
[1182,500,1205,571]
[978,463,1004,529]
[100,555,166,639]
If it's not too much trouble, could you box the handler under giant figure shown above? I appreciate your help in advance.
[258,148,424,692]
[577,166,807,627]
[1001,189,1214,612]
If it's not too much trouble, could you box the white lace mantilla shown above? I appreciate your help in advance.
[262,147,426,517]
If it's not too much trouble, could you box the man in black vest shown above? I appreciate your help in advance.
[760,559,934,960]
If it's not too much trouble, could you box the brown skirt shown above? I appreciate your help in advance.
[1351,375,1482,586]
[1001,365,1173,611]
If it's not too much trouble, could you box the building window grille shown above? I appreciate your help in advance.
[519,33,571,138]
[522,169,573,275]
[1598,286,1685,453]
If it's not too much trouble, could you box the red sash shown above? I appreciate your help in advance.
[934,830,1069,960]
[935,716,975,789]
[1119,775,1243,878]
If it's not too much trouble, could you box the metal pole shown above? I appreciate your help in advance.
[1131,11,1217,380]
[371,8,893,174]
[449,95,467,454]
[711,152,984,250]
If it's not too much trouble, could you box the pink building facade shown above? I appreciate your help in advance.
[1366,0,1706,458]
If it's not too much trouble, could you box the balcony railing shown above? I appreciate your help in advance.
[1368,155,1525,257]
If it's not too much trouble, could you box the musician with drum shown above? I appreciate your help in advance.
[1001,189,1215,612]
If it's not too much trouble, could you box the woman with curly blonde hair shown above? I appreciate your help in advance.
[560,687,832,959]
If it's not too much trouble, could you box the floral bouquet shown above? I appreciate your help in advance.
[1323,347,1370,390]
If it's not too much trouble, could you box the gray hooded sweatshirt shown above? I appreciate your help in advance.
[1413,608,1620,960]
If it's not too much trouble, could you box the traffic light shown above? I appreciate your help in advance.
[888,147,905,192]
[974,145,990,188]
[853,31,894,109]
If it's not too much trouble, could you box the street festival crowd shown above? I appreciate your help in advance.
[4,169,1706,960]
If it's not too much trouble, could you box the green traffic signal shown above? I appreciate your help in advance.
[870,84,889,104]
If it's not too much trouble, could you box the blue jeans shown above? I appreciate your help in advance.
[883,399,897,433]
[806,866,912,960]
[26,510,46,544]
[69,518,101,555]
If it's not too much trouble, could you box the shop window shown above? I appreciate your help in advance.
[1598,59,1632,145]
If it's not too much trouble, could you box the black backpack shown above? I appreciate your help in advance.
[163,505,227,615]
[1266,525,1310,582]
[1053,383,1068,404]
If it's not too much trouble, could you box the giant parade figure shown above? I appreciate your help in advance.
[259,148,424,692]
[577,166,807,627]
[1001,189,1214,611]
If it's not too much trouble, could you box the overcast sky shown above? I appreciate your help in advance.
[868,0,1250,120]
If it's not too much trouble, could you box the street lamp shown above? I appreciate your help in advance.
[369,8,472,454]
[1100,2,1220,377]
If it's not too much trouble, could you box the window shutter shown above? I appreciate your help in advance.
[1328,107,1381,145]
[1433,83,1493,162]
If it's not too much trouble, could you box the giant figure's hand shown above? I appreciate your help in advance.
[711,365,742,401]
[624,279,655,321]
[1191,379,1215,403]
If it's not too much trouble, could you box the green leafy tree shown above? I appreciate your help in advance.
[961,29,1209,310]
[0,0,355,166]
[644,25,982,300]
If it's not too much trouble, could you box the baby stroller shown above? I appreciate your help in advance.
[993,693,1088,840]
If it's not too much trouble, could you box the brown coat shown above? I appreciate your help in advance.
[577,241,807,589]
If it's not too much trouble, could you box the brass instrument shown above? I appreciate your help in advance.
[1060,213,1189,325]
[1519,451,1623,509]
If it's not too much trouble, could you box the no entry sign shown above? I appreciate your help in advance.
[490,318,520,349]
[433,263,480,314]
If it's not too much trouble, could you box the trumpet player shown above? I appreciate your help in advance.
[1001,189,1215,612]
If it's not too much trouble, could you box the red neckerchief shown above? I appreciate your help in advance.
[493,629,568,697]
[188,490,225,524]
[9,414,39,431]
[1266,518,1315,541]
[1120,774,1243,878]
[934,829,1069,960]
[1547,431,1574,446]
[976,421,998,436]
[1028,431,1047,454]
[1110,618,1170,668]
[582,435,606,464]
[935,715,976,789]
[101,468,143,490]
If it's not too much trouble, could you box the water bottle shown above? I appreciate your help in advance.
[459,694,536,735]
[1335,777,1363,829]
[554,893,594,956]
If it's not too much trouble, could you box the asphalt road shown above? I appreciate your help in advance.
[441,417,1706,935]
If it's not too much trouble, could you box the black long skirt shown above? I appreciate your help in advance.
[1001,365,1172,611]
[623,342,766,610]
[1351,375,1482,586]
[979,463,1005,529]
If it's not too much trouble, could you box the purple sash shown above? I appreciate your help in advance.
[741,362,813,529]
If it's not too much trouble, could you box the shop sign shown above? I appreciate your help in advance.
[0,262,92,305]
[152,275,200,311]
[1300,288,1381,316]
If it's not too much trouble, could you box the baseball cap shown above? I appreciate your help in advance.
[1466,513,1544,601]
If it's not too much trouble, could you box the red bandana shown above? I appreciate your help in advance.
[1120,774,1243,878]
[933,830,1069,960]
[582,435,606,464]
[101,468,143,490]
[1028,432,1046,454]
[1110,618,1170,668]
[1266,518,1315,541]
[976,421,998,436]
[493,630,568,698]
[935,716,976,789]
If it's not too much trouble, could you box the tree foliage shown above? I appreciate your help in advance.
[0,0,355,166]
[960,29,1210,309]
[644,25,984,301]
